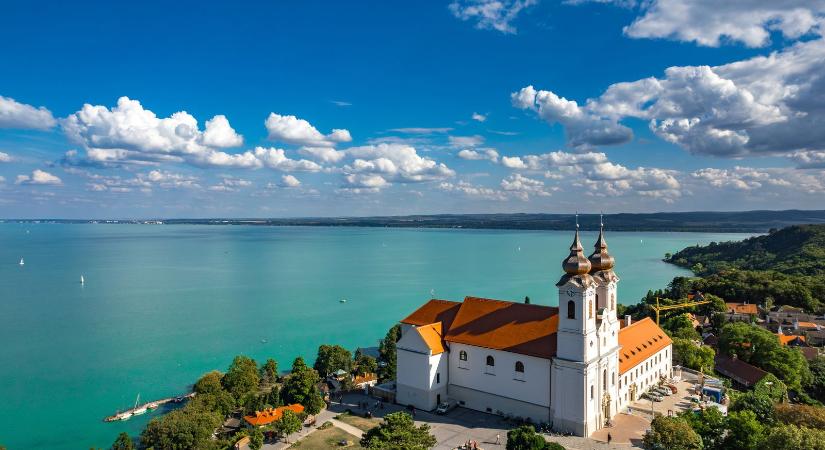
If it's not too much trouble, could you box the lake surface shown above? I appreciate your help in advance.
[0,224,752,449]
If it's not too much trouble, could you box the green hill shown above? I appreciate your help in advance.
[668,224,825,276]
[665,224,825,312]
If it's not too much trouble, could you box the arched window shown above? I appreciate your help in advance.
[567,300,575,319]
[458,350,469,369]
[485,355,495,375]
[459,351,467,361]
[589,300,593,319]
[603,369,607,390]
[514,361,525,381]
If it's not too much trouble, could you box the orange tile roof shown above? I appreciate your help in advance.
[444,297,559,359]
[353,373,378,385]
[416,322,447,355]
[243,404,304,426]
[726,303,758,315]
[797,321,819,329]
[618,317,672,374]
[777,334,806,345]
[401,299,461,328]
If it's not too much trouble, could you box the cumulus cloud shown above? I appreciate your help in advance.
[0,95,57,130]
[472,112,487,122]
[201,115,244,148]
[341,143,456,189]
[500,173,552,200]
[389,127,453,134]
[449,0,537,34]
[515,36,825,158]
[299,146,347,164]
[622,0,825,48]
[208,177,252,192]
[438,180,508,200]
[15,169,62,185]
[512,86,633,148]
[280,174,302,188]
[0,151,11,162]
[458,148,500,162]
[265,113,351,147]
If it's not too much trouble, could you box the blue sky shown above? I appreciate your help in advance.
[1,0,824,218]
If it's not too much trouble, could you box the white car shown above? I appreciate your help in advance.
[436,400,457,414]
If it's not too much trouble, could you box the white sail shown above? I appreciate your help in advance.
[19,258,24,266]
[80,275,85,285]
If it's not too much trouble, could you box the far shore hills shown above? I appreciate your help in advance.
[4,209,825,233]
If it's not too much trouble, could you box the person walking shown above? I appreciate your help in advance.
[496,433,501,445]
[607,432,612,444]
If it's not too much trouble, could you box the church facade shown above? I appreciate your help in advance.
[395,226,673,436]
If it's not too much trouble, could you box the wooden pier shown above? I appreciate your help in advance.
[104,392,196,422]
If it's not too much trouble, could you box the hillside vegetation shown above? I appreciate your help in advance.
[666,224,825,313]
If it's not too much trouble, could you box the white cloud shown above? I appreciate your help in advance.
[512,86,633,148]
[330,100,352,107]
[500,173,552,200]
[449,135,485,147]
[299,146,346,164]
[265,113,351,147]
[343,143,456,184]
[449,0,538,34]
[622,0,825,48]
[458,148,500,162]
[15,169,62,185]
[438,181,508,200]
[252,147,323,172]
[208,177,252,192]
[0,176,5,183]
[280,174,301,188]
[202,115,244,148]
[62,96,258,168]
[0,95,57,130]
[472,112,487,122]
[0,151,11,162]
[515,36,825,158]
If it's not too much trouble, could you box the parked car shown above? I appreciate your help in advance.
[436,399,457,414]
[654,387,671,396]
[642,392,663,402]
[666,384,678,394]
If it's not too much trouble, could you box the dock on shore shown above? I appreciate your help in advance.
[104,392,196,422]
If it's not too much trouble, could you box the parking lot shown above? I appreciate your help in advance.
[628,379,699,420]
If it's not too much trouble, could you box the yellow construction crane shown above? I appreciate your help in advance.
[651,296,712,326]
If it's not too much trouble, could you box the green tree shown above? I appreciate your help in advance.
[282,357,325,414]
[222,355,260,400]
[314,344,352,377]
[272,409,302,443]
[260,358,279,385]
[754,373,787,402]
[361,412,437,450]
[721,410,764,450]
[140,407,222,450]
[355,353,378,375]
[110,432,134,450]
[249,428,264,450]
[378,324,402,382]
[774,403,825,429]
[642,415,703,450]
[506,425,562,449]
[807,357,825,402]
[672,338,715,372]
[193,370,224,395]
[664,314,699,340]
[189,389,235,416]
[679,407,725,450]
[730,392,774,424]
[760,424,825,450]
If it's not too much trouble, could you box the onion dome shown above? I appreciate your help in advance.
[563,228,592,275]
[589,223,615,272]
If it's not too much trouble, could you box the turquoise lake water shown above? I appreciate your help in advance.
[0,224,752,449]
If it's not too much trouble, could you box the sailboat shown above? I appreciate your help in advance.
[80,275,85,285]
[19,257,24,266]
[132,393,147,415]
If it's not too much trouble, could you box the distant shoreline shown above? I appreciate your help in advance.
[2,209,825,233]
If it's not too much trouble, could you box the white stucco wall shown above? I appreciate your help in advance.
[447,343,552,422]
[396,329,448,411]
[617,344,673,409]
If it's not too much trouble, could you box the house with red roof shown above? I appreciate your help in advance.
[396,225,673,437]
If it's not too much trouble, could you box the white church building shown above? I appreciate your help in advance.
[395,225,673,436]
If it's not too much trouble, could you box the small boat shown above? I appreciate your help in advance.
[146,402,159,411]
[80,275,85,285]
[19,258,24,266]
[115,411,133,421]
[261,338,268,344]
[131,394,147,416]
[340,299,347,303]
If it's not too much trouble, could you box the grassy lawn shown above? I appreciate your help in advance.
[289,425,364,449]
[334,412,381,432]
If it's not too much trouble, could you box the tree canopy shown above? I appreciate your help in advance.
[672,338,715,372]
[110,432,134,450]
[282,356,325,414]
[506,425,564,449]
[222,355,260,400]
[360,412,437,450]
[260,358,278,385]
[140,405,222,450]
[378,324,402,382]
[643,415,703,450]
[272,409,302,443]
[314,344,352,377]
